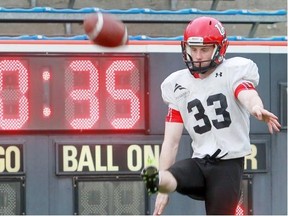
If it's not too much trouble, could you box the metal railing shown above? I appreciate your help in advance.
[0,7,286,37]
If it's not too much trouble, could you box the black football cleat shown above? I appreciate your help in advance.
[141,165,159,195]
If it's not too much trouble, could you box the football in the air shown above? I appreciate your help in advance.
[83,12,129,47]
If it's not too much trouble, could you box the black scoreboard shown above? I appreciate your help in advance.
[0,54,147,131]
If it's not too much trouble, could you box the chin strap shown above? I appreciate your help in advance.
[188,62,217,75]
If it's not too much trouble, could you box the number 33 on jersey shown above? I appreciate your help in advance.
[161,56,259,159]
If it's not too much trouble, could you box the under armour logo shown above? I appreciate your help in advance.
[174,83,186,92]
[215,72,223,77]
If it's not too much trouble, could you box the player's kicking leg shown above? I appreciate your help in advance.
[141,165,159,194]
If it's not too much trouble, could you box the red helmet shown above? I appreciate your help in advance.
[181,16,229,74]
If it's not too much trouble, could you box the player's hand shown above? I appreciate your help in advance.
[153,192,169,215]
[252,105,281,134]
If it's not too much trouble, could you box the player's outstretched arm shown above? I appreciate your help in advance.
[238,90,281,134]
[251,105,281,134]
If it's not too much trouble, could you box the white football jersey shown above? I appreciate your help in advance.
[161,57,259,159]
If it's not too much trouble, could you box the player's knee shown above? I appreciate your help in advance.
[159,170,177,193]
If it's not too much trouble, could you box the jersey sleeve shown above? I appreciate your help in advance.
[165,108,183,123]
[160,74,179,110]
[229,57,260,98]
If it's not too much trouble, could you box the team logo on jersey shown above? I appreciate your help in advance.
[215,72,223,77]
[174,83,186,92]
[174,83,189,100]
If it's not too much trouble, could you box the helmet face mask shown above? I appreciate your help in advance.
[182,42,219,74]
[181,17,229,74]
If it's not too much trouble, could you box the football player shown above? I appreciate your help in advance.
[141,16,281,215]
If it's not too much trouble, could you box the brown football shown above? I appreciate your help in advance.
[83,12,128,47]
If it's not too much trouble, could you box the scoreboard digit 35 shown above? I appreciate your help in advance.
[0,50,148,132]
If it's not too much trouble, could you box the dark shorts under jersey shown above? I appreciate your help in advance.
[168,157,244,215]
